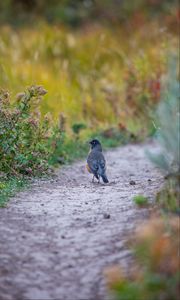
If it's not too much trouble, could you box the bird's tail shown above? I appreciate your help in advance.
[101,174,109,183]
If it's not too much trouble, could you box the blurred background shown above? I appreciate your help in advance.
[0,0,178,134]
[0,3,179,299]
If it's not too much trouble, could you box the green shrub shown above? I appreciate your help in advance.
[156,179,180,214]
[0,85,60,176]
[105,217,180,300]
[147,58,180,212]
[147,59,179,174]
[71,122,87,139]
[133,195,148,207]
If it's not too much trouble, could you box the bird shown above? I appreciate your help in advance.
[86,139,109,183]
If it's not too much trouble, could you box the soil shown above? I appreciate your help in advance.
[0,141,164,300]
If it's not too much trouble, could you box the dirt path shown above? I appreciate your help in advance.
[0,142,164,300]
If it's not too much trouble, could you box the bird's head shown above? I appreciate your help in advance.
[89,139,102,151]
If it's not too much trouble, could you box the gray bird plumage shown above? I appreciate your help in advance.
[87,139,109,183]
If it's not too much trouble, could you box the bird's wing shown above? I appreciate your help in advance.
[98,155,106,175]
[87,152,99,174]
[88,152,106,173]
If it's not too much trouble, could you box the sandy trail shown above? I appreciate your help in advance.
[0,142,163,300]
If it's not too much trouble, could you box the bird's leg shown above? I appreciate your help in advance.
[98,176,100,184]
[92,175,95,183]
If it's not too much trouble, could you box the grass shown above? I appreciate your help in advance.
[0,177,27,207]
[156,179,180,214]
[0,22,175,132]
[133,195,149,207]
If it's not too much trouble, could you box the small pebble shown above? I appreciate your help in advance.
[129,180,136,185]
[85,221,92,227]
[67,264,73,268]
[103,213,111,219]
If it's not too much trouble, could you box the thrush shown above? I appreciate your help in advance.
[86,139,109,183]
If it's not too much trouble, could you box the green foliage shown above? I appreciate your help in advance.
[133,195,148,207]
[113,281,141,300]
[48,125,136,166]
[48,132,89,165]
[0,0,177,26]
[0,85,60,176]
[0,21,175,134]
[71,122,87,138]
[0,177,27,207]
[91,126,138,148]
[106,217,180,300]
[147,60,179,174]
[156,179,180,214]
[59,137,88,162]
[147,59,180,212]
